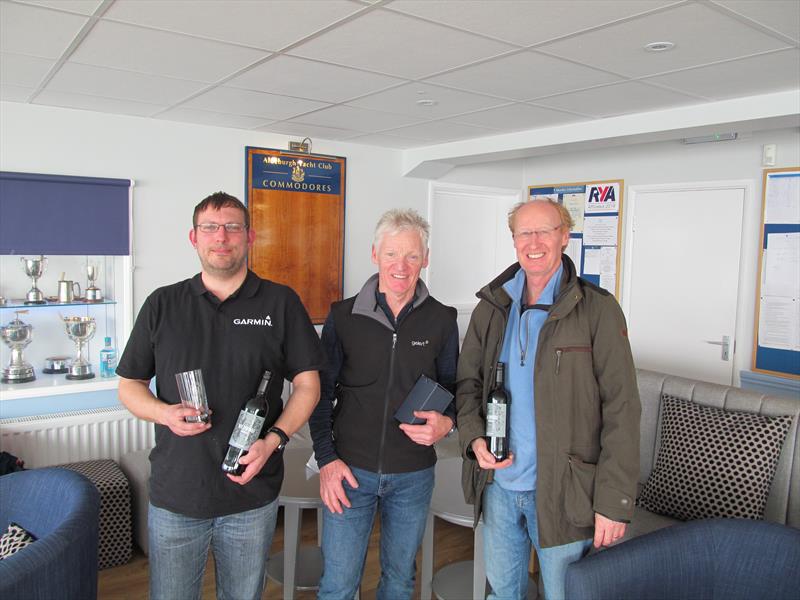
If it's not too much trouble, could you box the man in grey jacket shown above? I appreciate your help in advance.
[456,199,640,600]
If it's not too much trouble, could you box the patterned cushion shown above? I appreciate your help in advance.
[637,394,793,521]
[0,522,36,560]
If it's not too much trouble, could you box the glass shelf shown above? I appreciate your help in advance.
[1,299,118,310]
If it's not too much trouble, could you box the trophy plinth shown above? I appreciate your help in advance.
[85,264,103,302]
[1,310,35,384]
[63,316,96,380]
[21,256,47,305]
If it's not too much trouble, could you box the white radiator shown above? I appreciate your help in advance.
[0,406,154,468]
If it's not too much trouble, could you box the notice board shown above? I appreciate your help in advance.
[528,179,623,298]
[753,166,800,379]
[246,147,346,324]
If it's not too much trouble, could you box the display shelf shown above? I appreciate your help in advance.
[1,299,117,309]
[0,373,120,401]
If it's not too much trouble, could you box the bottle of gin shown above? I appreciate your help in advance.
[486,362,510,461]
[222,370,272,475]
[99,337,116,378]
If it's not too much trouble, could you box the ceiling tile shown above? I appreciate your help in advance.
[426,51,622,101]
[226,55,405,103]
[15,0,102,14]
[714,0,800,42]
[103,0,364,51]
[539,2,790,78]
[348,82,506,119]
[389,0,675,46]
[453,102,585,131]
[289,9,514,79]
[0,1,88,59]
[156,107,268,130]
[379,119,496,142]
[294,105,426,132]
[645,49,800,100]
[535,81,699,118]
[0,84,34,102]
[256,121,361,141]
[48,62,208,105]
[182,86,329,120]
[32,89,165,116]
[69,20,269,82]
[346,133,423,149]
[0,52,54,87]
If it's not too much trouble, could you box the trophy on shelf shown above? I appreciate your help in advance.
[21,256,47,304]
[1,310,36,383]
[85,264,103,302]
[62,315,96,380]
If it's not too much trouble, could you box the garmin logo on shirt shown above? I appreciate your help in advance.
[233,316,272,327]
[411,339,429,347]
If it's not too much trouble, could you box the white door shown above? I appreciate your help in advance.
[622,182,746,385]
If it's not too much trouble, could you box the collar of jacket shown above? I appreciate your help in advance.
[476,254,583,320]
[351,273,431,330]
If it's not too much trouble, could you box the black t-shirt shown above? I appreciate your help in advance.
[116,270,324,518]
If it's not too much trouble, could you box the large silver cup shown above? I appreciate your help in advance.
[21,256,47,304]
[86,264,103,302]
[1,310,35,383]
[63,316,96,380]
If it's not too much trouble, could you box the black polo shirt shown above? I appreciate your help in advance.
[117,270,324,518]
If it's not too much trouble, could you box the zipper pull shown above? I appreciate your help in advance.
[555,349,562,375]
[392,333,397,349]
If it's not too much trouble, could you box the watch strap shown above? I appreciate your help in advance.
[268,426,289,451]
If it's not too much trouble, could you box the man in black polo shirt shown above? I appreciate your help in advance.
[117,192,323,600]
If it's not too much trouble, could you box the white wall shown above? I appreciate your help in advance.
[0,101,427,311]
[435,126,800,383]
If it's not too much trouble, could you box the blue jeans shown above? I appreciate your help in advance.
[148,500,278,600]
[318,465,435,600]
[483,483,591,600]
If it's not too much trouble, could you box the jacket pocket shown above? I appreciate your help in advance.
[564,453,596,528]
[554,345,591,375]
[462,459,487,506]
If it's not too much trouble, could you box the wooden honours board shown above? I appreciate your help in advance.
[246,147,346,324]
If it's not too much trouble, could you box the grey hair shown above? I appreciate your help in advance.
[373,208,430,251]
[507,198,574,233]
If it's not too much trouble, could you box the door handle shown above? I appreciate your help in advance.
[704,336,731,361]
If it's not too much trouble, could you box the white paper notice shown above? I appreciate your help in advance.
[759,296,800,351]
[563,193,585,232]
[583,216,618,246]
[600,246,616,274]
[565,237,582,272]
[583,248,601,274]
[765,173,800,224]
[584,183,619,214]
[600,272,616,294]
[764,233,800,298]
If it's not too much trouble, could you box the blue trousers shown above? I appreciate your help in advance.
[148,500,278,600]
[318,465,435,600]
[483,483,591,600]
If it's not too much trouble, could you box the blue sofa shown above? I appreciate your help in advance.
[0,467,100,599]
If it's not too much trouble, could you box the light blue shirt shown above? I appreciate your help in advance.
[494,264,563,491]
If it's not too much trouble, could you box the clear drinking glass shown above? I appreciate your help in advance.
[175,369,209,423]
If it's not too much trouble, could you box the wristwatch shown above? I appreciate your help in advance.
[267,426,289,451]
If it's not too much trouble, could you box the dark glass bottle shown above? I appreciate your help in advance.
[222,370,272,475]
[486,362,510,461]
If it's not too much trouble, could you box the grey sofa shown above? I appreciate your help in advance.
[627,368,800,539]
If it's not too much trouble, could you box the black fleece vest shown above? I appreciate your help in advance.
[331,295,456,473]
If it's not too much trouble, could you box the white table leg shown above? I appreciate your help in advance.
[473,522,485,600]
[283,504,302,600]
[421,512,434,600]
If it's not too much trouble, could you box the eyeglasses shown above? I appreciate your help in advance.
[514,224,562,241]
[196,222,247,234]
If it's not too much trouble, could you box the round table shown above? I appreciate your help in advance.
[266,447,324,600]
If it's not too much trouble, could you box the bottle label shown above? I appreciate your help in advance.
[486,404,507,437]
[228,412,266,450]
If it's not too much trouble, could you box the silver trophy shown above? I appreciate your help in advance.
[85,264,103,302]
[21,256,47,304]
[63,316,96,380]
[1,310,36,383]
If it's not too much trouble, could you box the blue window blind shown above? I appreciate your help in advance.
[0,171,130,255]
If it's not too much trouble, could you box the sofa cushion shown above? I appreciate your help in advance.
[637,394,793,521]
[0,522,36,560]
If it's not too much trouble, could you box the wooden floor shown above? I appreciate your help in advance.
[98,507,479,600]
